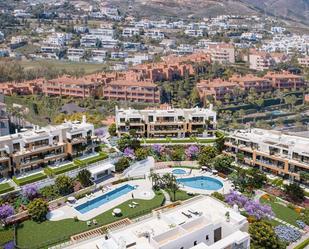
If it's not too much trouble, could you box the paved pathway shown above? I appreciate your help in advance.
[161,189,171,205]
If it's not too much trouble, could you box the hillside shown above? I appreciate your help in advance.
[109,0,309,25]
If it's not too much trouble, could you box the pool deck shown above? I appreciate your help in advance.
[155,168,233,195]
[47,179,155,221]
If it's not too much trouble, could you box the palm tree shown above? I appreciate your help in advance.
[148,171,161,189]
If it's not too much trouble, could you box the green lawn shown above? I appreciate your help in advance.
[0,226,14,246]
[79,152,108,165]
[16,191,165,249]
[260,197,300,226]
[50,163,78,175]
[13,173,47,186]
[166,189,195,202]
[0,183,14,194]
[18,60,109,74]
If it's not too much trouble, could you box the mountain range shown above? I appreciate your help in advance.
[110,0,309,25]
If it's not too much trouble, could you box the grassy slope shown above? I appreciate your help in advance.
[260,198,300,226]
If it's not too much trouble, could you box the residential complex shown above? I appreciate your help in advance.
[225,129,309,182]
[66,196,250,249]
[0,116,99,177]
[197,72,306,102]
[115,105,217,138]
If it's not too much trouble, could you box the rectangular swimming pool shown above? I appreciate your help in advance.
[75,184,135,214]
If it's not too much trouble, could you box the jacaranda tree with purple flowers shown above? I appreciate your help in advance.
[124,147,135,159]
[0,204,14,223]
[225,191,273,220]
[152,144,163,155]
[22,184,38,200]
[185,145,199,160]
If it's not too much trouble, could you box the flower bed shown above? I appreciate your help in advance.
[274,225,301,243]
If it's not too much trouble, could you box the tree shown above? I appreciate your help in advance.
[55,175,74,196]
[77,169,92,187]
[249,221,286,249]
[115,157,130,172]
[0,204,14,224]
[28,198,49,222]
[301,208,309,225]
[135,147,149,161]
[108,123,117,136]
[117,134,141,152]
[214,132,225,152]
[247,169,267,189]
[170,146,184,161]
[148,171,161,190]
[213,155,234,174]
[162,173,179,201]
[284,183,305,203]
[198,145,218,166]
[22,184,38,200]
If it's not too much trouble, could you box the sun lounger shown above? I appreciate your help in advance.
[188,209,199,215]
[87,221,91,226]
[132,201,139,205]
[93,219,97,225]
[181,212,192,218]
[112,212,116,216]
[129,204,136,208]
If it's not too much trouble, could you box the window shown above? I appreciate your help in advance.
[194,241,197,246]
[206,235,209,241]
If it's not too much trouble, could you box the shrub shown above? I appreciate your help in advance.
[274,225,301,243]
[28,198,49,222]
[55,175,74,196]
[77,169,92,187]
[115,157,130,172]
[211,192,224,201]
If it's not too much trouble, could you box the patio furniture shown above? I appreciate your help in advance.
[93,219,97,225]
[132,201,139,205]
[129,204,136,208]
[87,221,91,226]
[113,208,122,216]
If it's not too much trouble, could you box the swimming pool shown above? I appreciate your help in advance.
[172,168,187,175]
[177,176,223,191]
[75,184,135,214]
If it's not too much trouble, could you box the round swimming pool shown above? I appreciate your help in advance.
[177,176,223,191]
[172,168,187,175]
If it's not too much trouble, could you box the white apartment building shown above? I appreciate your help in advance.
[145,30,165,40]
[185,29,204,37]
[111,52,128,59]
[67,48,85,62]
[44,33,72,46]
[91,50,107,63]
[225,129,309,182]
[125,54,153,65]
[0,116,98,176]
[122,27,140,37]
[65,196,250,249]
[89,28,115,38]
[115,105,216,138]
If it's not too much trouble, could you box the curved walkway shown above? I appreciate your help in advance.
[161,189,171,205]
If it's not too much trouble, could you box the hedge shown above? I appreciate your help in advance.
[0,183,14,194]
[13,173,47,186]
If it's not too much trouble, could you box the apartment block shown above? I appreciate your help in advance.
[264,71,306,90]
[298,57,309,67]
[42,75,103,98]
[248,50,275,71]
[225,129,309,182]
[103,81,160,103]
[229,75,273,93]
[65,196,250,249]
[204,43,235,64]
[197,79,237,102]
[115,105,216,138]
[0,117,99,177]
